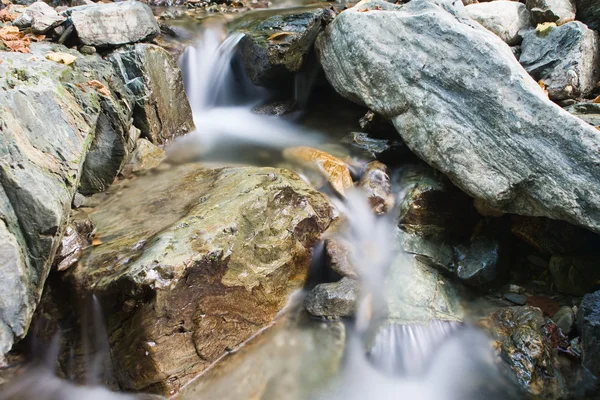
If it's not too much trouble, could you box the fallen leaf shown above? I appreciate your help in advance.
[593,95,600,104]
[86,79,111,97]
[538,79,549,97]
[29,34,45,42]
[74,82,87,92]
[358,7,370,12]
[91,237,102,246]
[46,52,77,65]
[0,8,17,22]
[527,295,560,316]
[266,31,294,41]
[0,26,30,53]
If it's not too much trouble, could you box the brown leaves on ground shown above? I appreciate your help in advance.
[538,80,549,97]
[46,52,77,65]
[86,80,111,97]
[0,26,30,53]
[0,8,18,22]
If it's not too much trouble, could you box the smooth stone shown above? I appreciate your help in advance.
[304,277,358,319]
[325,237,357,279]
[456,236,507,288]
[577,291,600,377]
[520,21,600,100]
[316,0,600,233]
[504,292,528,305]
[553,306,575,334]
[358,161,394,215]
[465,1,531,45]
[66,1,160,47]
[13,1,65,34]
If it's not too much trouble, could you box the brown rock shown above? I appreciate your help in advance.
[358,161,394,215]
[66,164,335,395]
[283,146,354,195]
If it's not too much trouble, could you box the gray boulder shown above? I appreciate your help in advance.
[111,44,195,144]
[316,0,600,233]
[576,0,600,31]
[465,1,531,45]
[13,1,65,34]
[578,291,600,377]
[520,21,600,100]
[304,277,358,319]
[526,0,576,25]
[67,1,160,47]
[0,44,116,360]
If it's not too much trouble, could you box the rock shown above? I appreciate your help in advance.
[304,277,358,319]
[122,138,166,176]
[564,102,600,126]
[325,237,357,279]
[340,132,404,162]
[110,43,195,144]
[465,1,531,45]
[236,7,332,88]
[66,1,160,47]
[282,147,353,195]
[53,212,94,272]
[316,0,600,234]
[526,0,576,24]
[78,45,96,55]
[13,1,64,34]
[456,236,507,288]
[578,291,600,376]
[549,256,600,295]
[510,215,597,255]
[0,43,131,359]
[520,21,600,100]
[358,161,394,215]
[487,306,566,398]
[399,231,455,272]
[67,164,335,394]
[397,164,477,239]
[504,292,528,305]
[553,306,575,334]
[575,0,600,31]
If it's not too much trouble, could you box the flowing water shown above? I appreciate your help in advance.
[0,11,519,400]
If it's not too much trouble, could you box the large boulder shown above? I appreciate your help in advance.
[576,0,600,31]
[66,1,160,47]
[0,43,130,361]
[465,1,531,45]
[110,43,195,144]
[68,164,335,394]
[578,290,600,377]
[236,7,332,88]
[520,21,600,100]
[316,0,600,234]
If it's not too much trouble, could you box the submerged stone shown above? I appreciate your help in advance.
[68,164,335,394]
[304,277,358,319]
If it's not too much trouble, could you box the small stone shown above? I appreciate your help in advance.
[325,238,357,279]
[526,0,576,25]
[13,1,64,34]
[456,236,507,288]
[358,161,394,215]
[553,306,575,334]
[121,138,166,176]
[549,256,600,296]
[79,45,96,55]
[504,292,528,305]
[304,277,358,319]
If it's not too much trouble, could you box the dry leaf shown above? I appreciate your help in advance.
[30,34,45,42]
[86,79,111,97]
[74,82,87,92]
[358,7,370,12]
[0,26,30,53]
[46,52,77,65]
[538,79,549,97]
[91,237,102,246]
[266,31,294,41]
[0,8,17,22]
[593,95,600,104]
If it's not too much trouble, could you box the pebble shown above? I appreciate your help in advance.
[504,292,527,305]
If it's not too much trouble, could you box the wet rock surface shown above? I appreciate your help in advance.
[304,277,358,319]
[358,161,393,215]
[520,21,600,100]
[527,0,576,25]
[456,236,507,289]
[316,0,600,234]
[67,164,335,394]
[576,0,600,30]
[236,7,331,88]
[110,43,194,145]
[465,1,531,45]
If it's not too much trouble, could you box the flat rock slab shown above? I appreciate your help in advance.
[69,164,335,394]
[317,0,600,233]
[68,1,160,47]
